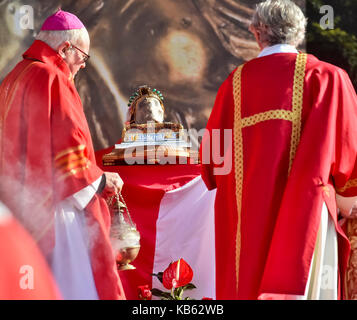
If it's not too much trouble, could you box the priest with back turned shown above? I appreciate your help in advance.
[201,0,357,300]
[0,10,125,300]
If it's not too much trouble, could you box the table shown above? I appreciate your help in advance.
[96,147,216,300]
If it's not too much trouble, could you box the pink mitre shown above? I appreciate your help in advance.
[41,9,85,31]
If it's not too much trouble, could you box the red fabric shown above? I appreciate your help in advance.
[0,210,61,300]
[0,40,122,300]
[96,147,201,192]
[96,147,200,299]
[201,53,357,299]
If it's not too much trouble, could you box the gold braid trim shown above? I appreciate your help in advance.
[55,145,90,180]
[242,109,294,128]
[337,179,357,194]
[54,149,89,175]
[345,219,357,300]
[60,158,89,172]
[55,145,86,161]
[230,53,307,295]
[289,53,307,174]
[233,65,244,293]
[57,162,91,181]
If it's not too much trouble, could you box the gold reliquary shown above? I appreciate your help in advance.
[102,85,199,165]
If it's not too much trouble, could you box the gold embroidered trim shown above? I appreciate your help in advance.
[345,219,357,300]
[54,145,86,161]
[336,179,357,194]
[230,53,307,295]
[60,158,89,172]
[289,53,307,174]
[242,109,293,128]
[233,64,244,293]
[55,149,86,169]
[57,162,90,181]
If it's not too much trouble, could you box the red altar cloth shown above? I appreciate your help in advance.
[95,147,201,299]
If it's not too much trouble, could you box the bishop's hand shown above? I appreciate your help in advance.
[103,171,124,196]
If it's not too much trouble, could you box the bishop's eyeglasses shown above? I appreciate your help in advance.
[70,44,90,63]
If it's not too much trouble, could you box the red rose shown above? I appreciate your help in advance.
[162,258,193,290]
[138,285,152,300]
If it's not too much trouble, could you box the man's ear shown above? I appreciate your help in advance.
[58,41,71,58]
[250,26,264,50]
[252,28,260,42]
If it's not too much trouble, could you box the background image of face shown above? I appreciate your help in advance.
[76,0,264,150]
[0,0,305,150]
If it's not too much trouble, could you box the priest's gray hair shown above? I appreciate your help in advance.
[251,0,307,47]
[36,28,89,51]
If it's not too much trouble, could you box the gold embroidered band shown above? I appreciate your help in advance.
[57,164,90,181]
[242,109,294,128]
[233,64,244,293]
[54,145,90,181]
[345,219,357,300]
[54,144,86,161]
[289,53,307,173]
[336,178,357,194]
[231,53,307,295]
[55,149,87,169]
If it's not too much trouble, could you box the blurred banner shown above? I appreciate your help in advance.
[0,0,305,150]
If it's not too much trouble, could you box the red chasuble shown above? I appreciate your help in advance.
[0,204,61,300]
[0,40,125,300]
[201,52,357,299]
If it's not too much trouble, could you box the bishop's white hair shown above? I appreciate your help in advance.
[251,0,307,47]
[36,28,90,51]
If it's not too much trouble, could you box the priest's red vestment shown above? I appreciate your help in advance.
[0,40,125,300]
[201,52,357,299]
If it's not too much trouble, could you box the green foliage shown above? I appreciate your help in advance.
[151,288,173,300]
[306,0,357,89]
[151,272,163,283]
[151,271,197,300]
[150,283,196,300]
